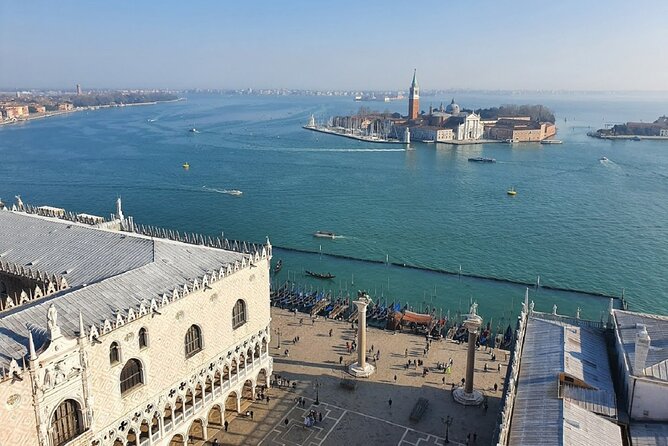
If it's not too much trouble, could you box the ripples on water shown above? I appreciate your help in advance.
[1,93,668,321]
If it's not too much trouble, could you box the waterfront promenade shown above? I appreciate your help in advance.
[201,307,508,445]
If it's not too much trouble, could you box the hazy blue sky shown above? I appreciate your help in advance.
[1,0,667,91]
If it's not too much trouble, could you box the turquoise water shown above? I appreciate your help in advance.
[1,92,667,328]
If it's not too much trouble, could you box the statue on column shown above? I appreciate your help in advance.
[47,304,61,339]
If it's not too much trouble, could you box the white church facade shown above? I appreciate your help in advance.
[0,198,273,446]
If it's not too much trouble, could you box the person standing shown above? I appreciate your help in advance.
[224,420,229,432]
[388,398,392,408]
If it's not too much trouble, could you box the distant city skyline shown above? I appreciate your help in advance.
[1,0,667,91]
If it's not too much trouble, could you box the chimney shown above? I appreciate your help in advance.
[635,324,651,375]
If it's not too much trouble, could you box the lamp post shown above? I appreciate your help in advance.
[442,415,452,443]
[314,379,320,405]
[275,328,281,349]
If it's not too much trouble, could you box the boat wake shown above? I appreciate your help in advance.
[202,186,243,196]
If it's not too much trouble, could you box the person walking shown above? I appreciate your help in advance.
[250,410,254,420]
[339,355,343,365]
[224,420,229,432]
[394,375,397,383]
[388,398,392,408]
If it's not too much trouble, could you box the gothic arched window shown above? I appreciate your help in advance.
[51,399,83,445]
[120,359,143,394]
[232,299,246,329]
[138,327,148,349]
[109,341,121,365]
[185,325,203,357]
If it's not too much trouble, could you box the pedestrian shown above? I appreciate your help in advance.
[484,363,488,372]
[300,318,303,325]
[339,355,343,365]
[494,383,498,392]
[266,395,270,404]
[284,418,289,427]
[394,374,397,383]
[318,412,323,422]
[405,348,408,357]
[442,377,445,385]
[371,344,374,352]
[213,439,220,446]
[329,329,333,337]
[423,348,427,356]
[473,432,477,443]
[224,420,229,432]
[461,377,465,386]
[250,410,254,420]
[498,363,501,372]
[388,398,392,408]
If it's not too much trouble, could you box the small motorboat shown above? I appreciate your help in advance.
[182,162,190,170]
[600,156,609,162]
[468,157,496,163]
[507,187,517,196]
[223,189,243,196]
[189,128,199,133]
[314,231,339,239]
[540,139,562,144]
[274,259,283,274]
[305,270,335,280]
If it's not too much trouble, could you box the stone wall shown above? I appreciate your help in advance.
[0,372,39,446]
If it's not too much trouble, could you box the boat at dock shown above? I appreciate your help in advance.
[305,270,336,280]
[468,157,496,163]
[314,231,339,239]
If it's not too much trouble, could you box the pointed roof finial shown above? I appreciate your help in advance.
[28,331,37,361]
[116,197,124,220]
[411,69,418,88]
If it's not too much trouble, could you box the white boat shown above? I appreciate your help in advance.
[223,189,243,196]
[600,156,609,162]
[189,128,199,133]
[314,231,339,239]
[540,139,562,144]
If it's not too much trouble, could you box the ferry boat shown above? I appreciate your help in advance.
[507,187,517,196]
[314,231,339,239]
[540,139,562,144]
[468,157,496,163]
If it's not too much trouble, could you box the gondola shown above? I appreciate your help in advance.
[305,270,336,280]
[273,259,283,274]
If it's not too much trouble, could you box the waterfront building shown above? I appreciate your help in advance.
[486,118,557,142]
[408,69,419,120]
[0,198,273,446]
[57,102,74,111]
[1,104,29,119]
[77,84,82,95]
[409,125,453,142]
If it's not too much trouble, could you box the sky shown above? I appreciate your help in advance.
[1,0,667,91]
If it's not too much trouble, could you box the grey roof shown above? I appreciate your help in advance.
[508,316,621,446]
[0,210,153,286]
[614,310,668,381]
[630,422,668,446]
[0,210,247,368]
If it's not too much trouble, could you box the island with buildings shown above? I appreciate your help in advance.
[304,70,558,145]
[0,85,180,125]
[590,115,668,140]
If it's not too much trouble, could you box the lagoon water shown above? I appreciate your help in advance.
[1,92,667,330]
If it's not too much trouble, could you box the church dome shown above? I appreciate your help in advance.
[445,98,460,114]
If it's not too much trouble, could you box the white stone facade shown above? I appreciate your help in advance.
[454,113,484,141]
[0,208,274,446]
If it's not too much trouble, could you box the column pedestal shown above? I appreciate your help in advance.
[453,309,484,406]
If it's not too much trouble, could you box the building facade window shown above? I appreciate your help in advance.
[51,399,83,446]
[120,359,143,394]
[138,327,148,349]
[109,342,121,365]
[185,325,202,357]
[232,299,247,329]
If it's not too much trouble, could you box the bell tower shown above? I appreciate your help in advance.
[408,69,419,120]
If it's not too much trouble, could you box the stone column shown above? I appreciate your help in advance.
[453,303,484,406]
[348,293,375,378]
[464,325,477,394]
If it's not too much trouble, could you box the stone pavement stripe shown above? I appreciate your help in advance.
[316,408,346,445]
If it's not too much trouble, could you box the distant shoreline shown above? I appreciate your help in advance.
[588,134,668,141]
[0,97,185,127]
